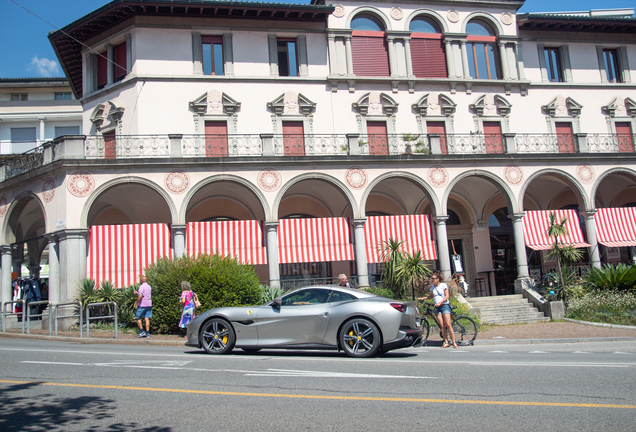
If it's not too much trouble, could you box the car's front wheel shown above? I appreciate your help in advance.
[339,318,381,358]
[201,318,235,354]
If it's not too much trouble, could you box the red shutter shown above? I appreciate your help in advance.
[104,130,116,159]
[114,42,127,81]
[555,122,575,153]
[282,121,305,156]
[426,121,447,154]
[410,36,447,78]
[351,34,390,77]
[97,51,108,88]
[366,121,388,155]
[205,121,228,157]
[616,122,634,153]
[483,121,504,154]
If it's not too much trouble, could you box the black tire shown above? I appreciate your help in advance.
[419,319,430,346]
[241,348,262,354]
[200,318,236,354]
[339,318,381,358]
[452,316,478,346]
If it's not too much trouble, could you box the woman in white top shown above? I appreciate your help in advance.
[419,273,458,348]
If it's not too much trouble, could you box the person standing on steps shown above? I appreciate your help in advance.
[134,275,152,338]
[419,273,458,349]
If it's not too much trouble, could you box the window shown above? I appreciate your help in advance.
[466,21,500,80]
[202,36,224,76]
[10,93,28,101]
[97,50,108,89]
[277,39,298,77]
[409,17,447,78]
[366,121,388,155]
[350,14,390,77]
[113,41,127,82]
[483,121,504,154]
[281,289,331,305]
[11,127,36,143]
[55,92,72,100]
[597,46,631,84]
[615,122,634,153]
[426,121,447,154]
[603,49,622,83]
[555,122,575,153]
[544,47,563,83]
[55,126,80,138]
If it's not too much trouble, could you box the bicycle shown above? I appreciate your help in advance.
[417,300,478,346]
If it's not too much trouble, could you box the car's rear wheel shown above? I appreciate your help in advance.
[201,318,235,354]
[339,318,381,358]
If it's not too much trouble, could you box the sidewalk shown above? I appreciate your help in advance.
[1,320,636,346]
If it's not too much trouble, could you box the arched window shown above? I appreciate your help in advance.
[466,19,500,80]
[409,16,447,78]
[350,13,389,77]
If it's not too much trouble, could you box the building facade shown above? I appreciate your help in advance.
[1,0,636,314]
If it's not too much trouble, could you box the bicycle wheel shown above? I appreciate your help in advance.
[452,316,477,346]
[418,318,430,346]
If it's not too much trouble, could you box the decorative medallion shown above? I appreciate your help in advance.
[504,165,523,185]
[345,167,368,189]
[333,4,345,18]
[42,177,56,203]
[67,171,95,197]
[501,12,514,26]
[257,169,282,192]
[447,10,460,23]
[0,194,7,217]
[390,7,403,20]
[428,165,449,188]
[165,170,190,194]
[576,164,595,184]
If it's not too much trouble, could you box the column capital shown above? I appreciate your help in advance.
[45,233,59,243]
[0,245,12,255]
[580,209,597,218]
[434,215,449,223]
[353,218,367,227]
[509,212,526,221]
[171,224,187,232]
[265,221,279,229]
[56,228,90,241]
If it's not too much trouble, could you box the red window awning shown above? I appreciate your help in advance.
[278,217,354,264]
[187,220,267,265]
[595,207,636,247]
[365,215,437,263]
[88,223,173,288]
[522,210,591,250]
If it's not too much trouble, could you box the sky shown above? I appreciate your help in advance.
[1,0,634,78]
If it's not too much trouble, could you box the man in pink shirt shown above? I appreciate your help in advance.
[134,275,152,338]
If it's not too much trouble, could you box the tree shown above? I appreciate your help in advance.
[545,211,583,305]
[395,250,432,300]
[378,238,406,297]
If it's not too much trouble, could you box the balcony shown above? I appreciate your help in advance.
[0,133,634,182]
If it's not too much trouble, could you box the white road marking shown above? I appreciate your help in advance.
[613,352,632,355]
[489,351,509,353]
[573,351,591,354]
[529,351,549,354]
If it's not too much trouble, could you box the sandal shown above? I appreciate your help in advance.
[452,343,459,349]
[441,342,450,348]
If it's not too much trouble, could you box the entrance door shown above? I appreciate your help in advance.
[367,121,388,155]
[282,121,305,156]
[616,122,634,153]
[555,122,575,153]
[483,121,504,154]
[104,130,116,159]
[204,121,228,157]
[426,121,447,154]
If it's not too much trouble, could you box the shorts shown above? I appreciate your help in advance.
[434,304,451,315]
[135,306,152,320]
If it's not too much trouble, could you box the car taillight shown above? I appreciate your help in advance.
[390,303,406,313]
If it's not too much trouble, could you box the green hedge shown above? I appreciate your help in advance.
[145,254,262,334]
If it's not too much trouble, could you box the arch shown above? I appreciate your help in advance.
[2,192,47,245]
[462,12,503,36]
[347,7,391,31]
[443,170,517,215]
[591,167,636,208]
[272,172,358,221]
[405,9,448,33]
[361,171,441,217]
[519,169,591,212]
[181,174,270,224]
[81,176,178,228]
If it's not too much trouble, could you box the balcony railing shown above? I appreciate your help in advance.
[587,134,636,153]
[86,135,170,159]
[3,145,45,179]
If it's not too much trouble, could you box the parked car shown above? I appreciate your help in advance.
[185,285,423,358]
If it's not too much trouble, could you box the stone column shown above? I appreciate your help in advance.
[327,35,338,76]
[46,235,59,306]
[386,36,398,78]
[1,246,12,306]
[57,229,89,306]
[582,210,602,269]
[444,39,455,78]
[106,44,114,85]
[39,118,46,144]
[404,37,414,77]
[460,40,470,79]
[510,213,533,293]
[353,218,369,288]
[169,134,183,158]
[499,42,510,80]
[171,225,187,258]
[435,216,451,279]
[344,35,354,76]
[265,222,280,288]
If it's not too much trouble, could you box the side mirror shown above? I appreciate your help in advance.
[272,298,281,307]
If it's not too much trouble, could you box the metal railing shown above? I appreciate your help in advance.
[85,302,118,339]
[1,300,26,333]
[587,134,636,153]
[3,145,45,179]
[86,135,170,159]
[54,301,83,337]
[25,301,51,335]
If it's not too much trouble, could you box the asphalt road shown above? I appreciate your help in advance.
[1,338,635,432]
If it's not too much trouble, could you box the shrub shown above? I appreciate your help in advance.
[566,289,636,326]
[583,264,636,292]
[363,286,398,299]
[145,254,262,334]
[118,284,140,326]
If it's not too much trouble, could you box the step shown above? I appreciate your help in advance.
[479,312,546,322]
[483,317,550,325]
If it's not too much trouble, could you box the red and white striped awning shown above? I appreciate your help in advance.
[88,223,173,288]
[365,215,437,263]
[522,210,591,250]
[278,217,354,264]
[187,220,267,265]
[595,207,636,247]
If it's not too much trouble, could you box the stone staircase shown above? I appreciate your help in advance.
[467,294,549,325]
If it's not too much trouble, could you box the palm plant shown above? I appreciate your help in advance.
[118,284,140,325]
[96,280,123,321]
[584,264,636,292]
[378,238,406,298]
[260,284,286,303]
[395,250,431,300]
[545,212,583,305]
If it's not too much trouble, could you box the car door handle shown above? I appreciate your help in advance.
[319,312,329,318]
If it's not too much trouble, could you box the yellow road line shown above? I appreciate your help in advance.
[1,379,634,409]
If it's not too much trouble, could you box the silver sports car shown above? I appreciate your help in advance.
[185,285,423,358]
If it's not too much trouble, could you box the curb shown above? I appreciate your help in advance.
[0,331,186,346]
[473,336,636,345]
[563,318,636,330]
